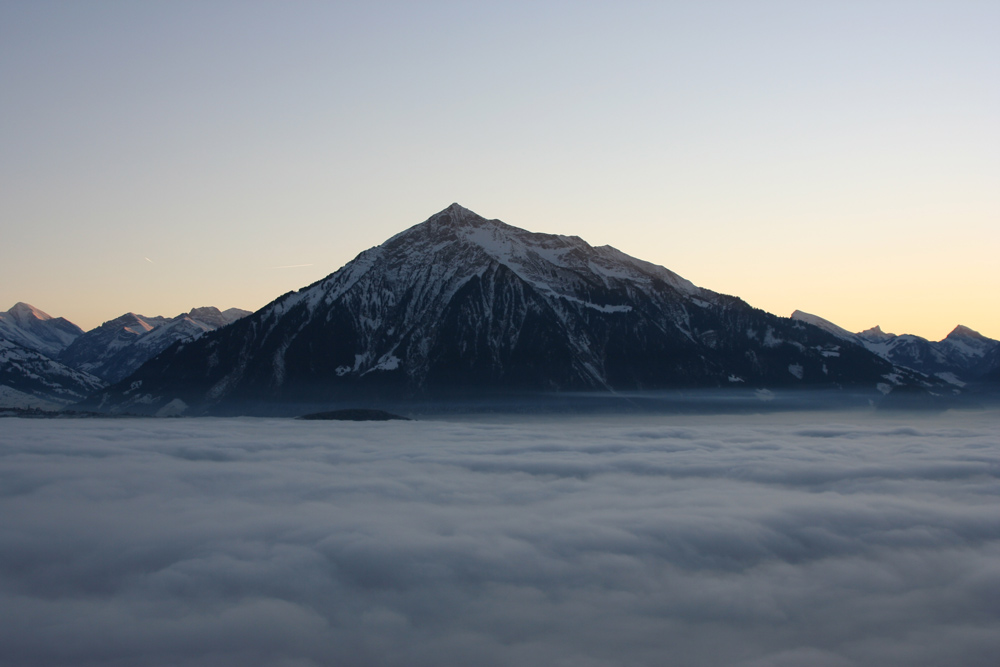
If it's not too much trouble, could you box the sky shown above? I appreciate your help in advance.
[1,1,997,340]
[3,412,1000,666]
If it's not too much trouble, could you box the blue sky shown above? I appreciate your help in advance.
[2,1,997,338]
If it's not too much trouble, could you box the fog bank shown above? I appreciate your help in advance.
[1,410,999,666]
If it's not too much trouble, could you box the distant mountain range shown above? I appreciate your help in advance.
[70,204,987,416]
[0,303,248,408]
[4,205,997,414]
[59,307,251,383]
[791,311,1000,387]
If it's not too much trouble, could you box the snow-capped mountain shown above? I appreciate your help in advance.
[789,310,858,342]
[936,326,999,368]
[791,311,999,385]
[59,307,250,383]
[0,338,106,409]
[0,302,84,357]
[0,303,249,408]
[185,307,251,329]
[84,204,931,415]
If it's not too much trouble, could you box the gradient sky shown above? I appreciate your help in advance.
[2,1,997,339]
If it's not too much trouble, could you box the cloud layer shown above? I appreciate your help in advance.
[2,410,999,666]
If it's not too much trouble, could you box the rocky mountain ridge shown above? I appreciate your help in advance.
[59,307,250,383]
[0,338,105,409]
[82,204,940,416]
[0,302,84,358]
[791,311,999,386]
[1,304,249,407]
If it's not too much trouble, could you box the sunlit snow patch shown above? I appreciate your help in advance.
[935,372,966,387]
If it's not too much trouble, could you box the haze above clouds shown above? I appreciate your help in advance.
[2,411,999,666]
[1,1,997,339]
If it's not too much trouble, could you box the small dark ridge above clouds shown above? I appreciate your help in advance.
[297,408,410,421]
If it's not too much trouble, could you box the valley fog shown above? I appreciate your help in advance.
[2,409,999,666]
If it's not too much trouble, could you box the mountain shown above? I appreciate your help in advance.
[0,303,248,409]
[790,310,858,342]
[186,307,251,329]
[0,302,84,357]
[0,338,106,409]
[59,307,250,383]
[982,347,1000,382]
[937,326,1000,373]
[82,204,932,416]
[791,311,1000,386]
[57,312,169,382]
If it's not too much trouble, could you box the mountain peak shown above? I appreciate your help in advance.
[946,325,987,341]
[444,202,475,215]
[8,302,52,322]
[790,310,856,341]
[429,202,484,222]
[424,203,495,231]
[367,204,701,305]
[856,325,897,344]
[0,302,83,357]
[81,204,944,415]
[382,204,494,245]
[185,306,250,328]
[188,306,222,319]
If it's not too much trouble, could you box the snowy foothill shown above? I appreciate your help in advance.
[1,410,999,666]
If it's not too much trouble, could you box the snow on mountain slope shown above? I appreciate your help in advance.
[103,307,252,382]
[190,306,249,326]
[261,204,715,389]
[938,325,997,361]
[0,338,106,408]
[0,302,84,357]
[58,313,165,381]
[792,312,999,382]
[790,310,860,343]
[59,307,251,383]
[855,324,998,380]
[83,204,931,416]
[380,205,700,300]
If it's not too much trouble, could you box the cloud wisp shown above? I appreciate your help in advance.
[1,410,999,666]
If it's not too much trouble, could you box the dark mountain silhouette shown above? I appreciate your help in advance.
[81,204,935,415]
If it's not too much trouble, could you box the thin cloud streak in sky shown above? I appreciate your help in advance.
[267,263,314,269]
[1,411,999,666]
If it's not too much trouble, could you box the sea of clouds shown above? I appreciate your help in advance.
[1,409,999,666]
